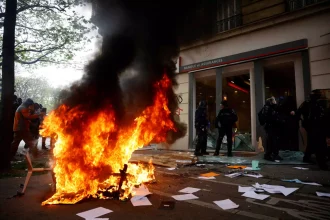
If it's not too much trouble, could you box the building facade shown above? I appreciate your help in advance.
[170,0,330,152]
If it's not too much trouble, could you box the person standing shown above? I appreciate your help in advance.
[214,101,237,157]
[194,100,209,156]
[10,98,45,160]
[260,97,283,161]
[294,90,328,170]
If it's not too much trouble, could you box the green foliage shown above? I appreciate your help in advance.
[15,75,61,111]
[0,0,97,68]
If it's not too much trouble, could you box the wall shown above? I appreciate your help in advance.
[180,11,330,90]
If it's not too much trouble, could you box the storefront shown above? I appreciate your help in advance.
[166,11,330,152]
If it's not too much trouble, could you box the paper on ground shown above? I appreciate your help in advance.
[179,187,200,194]
[252,183,298,196]
[316,192,330,197]
[282,179,322,186]
[77,207,112,220]
[293,167,309,170]
[242,191,270,200]
[225,173,242,178]
[198,176,216,180]
[131,196,152,206]
[238,186,255,193]
[200,172,220,177]
[172,194,199,201]
[166,168,176,170]
[196,164,206,167]
[213,199,239,210]
[132,184,152,197]
[243,173,263,178]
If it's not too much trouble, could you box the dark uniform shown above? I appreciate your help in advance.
[262,98,283,161]
[214,101,237,157]
[194,101,209,156]
[296,91,328,170]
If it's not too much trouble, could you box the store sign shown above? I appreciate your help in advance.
[181,58,223,72]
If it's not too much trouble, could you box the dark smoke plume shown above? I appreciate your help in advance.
[61,0,190,144]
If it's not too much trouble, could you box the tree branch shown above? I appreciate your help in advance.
[16,3,70,14]
[15,50,55,65]
[15,42,67,54]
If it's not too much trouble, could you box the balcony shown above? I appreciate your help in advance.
[214,14,242,34]
[287,0,328,11]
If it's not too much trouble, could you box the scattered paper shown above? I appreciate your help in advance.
[131,196,152,206]
[176,160,192,163]
[293,167,309,170]
[252,183,299,196]
[242,191,270,200]
[213,199,239,210]
[198,176,216,180]
[172,194,199,201]
[244,167,261,171]
[159,201,175,210]
[132,184,152,197]
[316,192,330,198]
[77,207,113,220]
[179,187,200,194]
[243,173,263,178]
[225,173,242,178]
[275,160,280,163]
[200,172,220,177]
[196,164,206,167]
[238,186,255,193]
[166,168,176,170]
[282,179,322,186]
[227,165,247,169]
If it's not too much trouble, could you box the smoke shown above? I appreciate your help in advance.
[62,0,187,144]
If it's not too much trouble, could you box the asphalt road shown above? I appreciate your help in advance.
[1,164,330,220]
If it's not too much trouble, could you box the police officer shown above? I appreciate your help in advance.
[261,97,284,161]
[295,90,328,170]
[214,101,238,157]
[194,100,209,156]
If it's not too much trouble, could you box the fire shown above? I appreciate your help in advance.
[41,74,175,205]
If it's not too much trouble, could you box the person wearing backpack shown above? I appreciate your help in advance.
[259,97,283,161]
[214,101,238,157]
[294,90,328,170]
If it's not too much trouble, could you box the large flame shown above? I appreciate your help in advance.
[41,74,176,205]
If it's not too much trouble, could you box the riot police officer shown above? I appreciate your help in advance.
[194,100,209,156]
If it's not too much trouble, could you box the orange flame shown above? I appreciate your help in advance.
[41,74,175,205]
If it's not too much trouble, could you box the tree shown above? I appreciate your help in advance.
[0,0,95,170]
[15,76,60,111]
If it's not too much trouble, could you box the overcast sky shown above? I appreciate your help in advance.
[17,4,100,88]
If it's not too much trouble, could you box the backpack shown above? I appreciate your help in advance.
[258,107,266,126]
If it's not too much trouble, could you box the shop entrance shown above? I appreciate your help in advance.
[264,62,299,151]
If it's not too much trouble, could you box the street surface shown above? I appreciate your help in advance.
[1,160,330,220]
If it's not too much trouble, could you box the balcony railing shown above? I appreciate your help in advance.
[215,14,242,34]
[287,0,328,11]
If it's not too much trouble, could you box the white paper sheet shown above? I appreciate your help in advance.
[179,187,201,194]
[213,199,239,210]
[172,194,199,201]
[196,164,206,167]
[293,167,309,170]
[316,192,330,197]
[166,168,176,170]
[243,173,263,178]
[238,186,255,193]
[77,207,113,220]
[242,191,270,200]
[131,196,152,206]
[225,173,242,178]
[198,176,216,180]
[280,188,299,196]
[252,183,299,196]
[282,179,322,186]
[132,184,152,197]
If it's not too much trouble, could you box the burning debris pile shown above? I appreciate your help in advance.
[40,0,187,205]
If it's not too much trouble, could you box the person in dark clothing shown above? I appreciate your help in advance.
[294,90,328,170]
[261,97,283,161]
[214,101,238,157]
[277,96,299,151]
[194,100,209,156]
